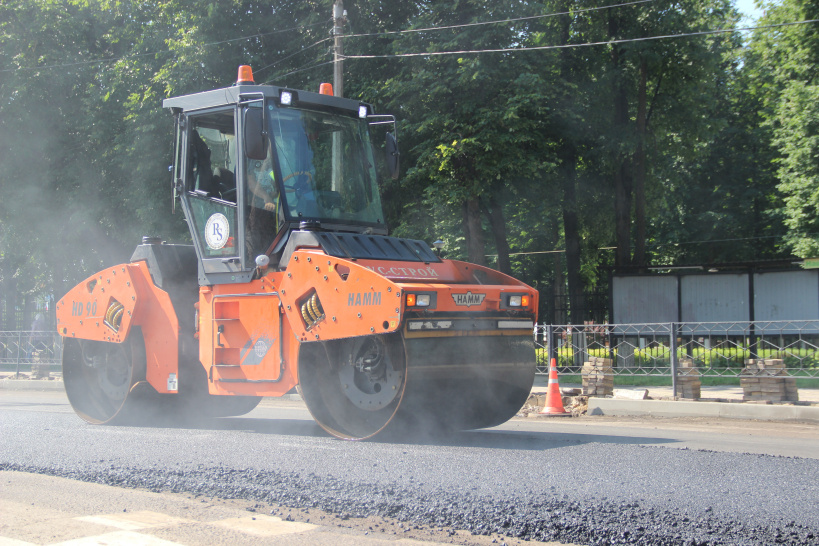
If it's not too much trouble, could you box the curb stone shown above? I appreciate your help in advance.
[586,396,819,422]
[0,378,64,391]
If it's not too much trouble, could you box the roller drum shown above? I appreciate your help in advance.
[63,330,261,425]
[298,332,535,440]
[62,329,160,425]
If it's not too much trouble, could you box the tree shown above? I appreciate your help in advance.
[355,1,557,273]
[594,0,748,268]
[748,0,819,257]
[0,0,338,303]
[0,0,791,328]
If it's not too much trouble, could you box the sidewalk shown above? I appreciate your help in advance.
[530,375,819,423]
[530,374,819,402]
[0,375,63,391]
[4,373,819,423]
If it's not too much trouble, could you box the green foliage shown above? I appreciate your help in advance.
[746,0,819,258]
[1,0,817,322]
[0,0,333,299]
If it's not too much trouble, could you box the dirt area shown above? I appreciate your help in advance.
[0,471,573,546]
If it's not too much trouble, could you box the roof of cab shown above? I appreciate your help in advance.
[162,83,368,115]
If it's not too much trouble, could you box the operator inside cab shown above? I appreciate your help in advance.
[243,108,327,263]
[245,145,284,260]
[238,84,386,268]
[270,110,321,219]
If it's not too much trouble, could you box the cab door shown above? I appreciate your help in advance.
[180,108,252,285]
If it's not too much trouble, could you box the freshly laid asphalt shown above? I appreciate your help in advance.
[3,373,819,546]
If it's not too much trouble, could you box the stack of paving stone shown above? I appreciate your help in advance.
[582,357,613,397]
[677,357,701,400]
[32,363,50,379]
[740,358,799,402]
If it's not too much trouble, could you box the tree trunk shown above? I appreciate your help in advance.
[462,197,486,266]
[632,56,648,267]
[2,277,19,330]
[610,15,633,268]
[556,1,584,322]
[614,163,632,267]
[552,255,565,324]
[560,144,584,324]
[485,192,512,275]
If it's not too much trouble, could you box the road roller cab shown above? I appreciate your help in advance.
[56,66,538,439]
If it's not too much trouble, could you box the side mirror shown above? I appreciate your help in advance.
[385,132,400,180]
[244,107,267,160]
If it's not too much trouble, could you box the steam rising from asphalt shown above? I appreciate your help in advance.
[1,81,176,301]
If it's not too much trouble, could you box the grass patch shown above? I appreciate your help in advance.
[554,374,582,384]
[536,346,819,370]
[700,376,741,386]
[547,373,819,388]
[615,376,672,387]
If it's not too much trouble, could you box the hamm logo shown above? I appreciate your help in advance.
[452,292,486,307]
[348,292,382,306]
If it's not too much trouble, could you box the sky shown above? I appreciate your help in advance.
[735,0,766,23]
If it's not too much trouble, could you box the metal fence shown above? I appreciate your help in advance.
[0,330,63,376]
[534,321,819,381]
[5,323,819,385]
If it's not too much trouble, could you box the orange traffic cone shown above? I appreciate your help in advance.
[539,357,571,416]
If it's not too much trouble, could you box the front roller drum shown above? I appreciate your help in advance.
[298,333,536,440]
[397,334,536,431]
[299,334,406,440]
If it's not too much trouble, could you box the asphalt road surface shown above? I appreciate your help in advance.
[2,390,818,545]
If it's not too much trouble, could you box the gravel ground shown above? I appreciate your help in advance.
[2,456,816,546]
[2,405,818,545]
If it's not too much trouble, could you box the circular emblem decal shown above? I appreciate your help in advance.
[254,339,268,358]
[204,213,230,250]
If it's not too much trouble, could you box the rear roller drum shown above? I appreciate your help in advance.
[62,329,159,425]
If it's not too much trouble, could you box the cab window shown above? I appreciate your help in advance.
[186,111,239,259]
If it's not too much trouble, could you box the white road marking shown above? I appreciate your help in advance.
[208,515,317,536]
[50,530,183,545]
[0,537,38,546]
[75,511,191,531]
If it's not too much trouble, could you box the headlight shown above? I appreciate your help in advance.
[407,293,432,307]
[506,294,530,308]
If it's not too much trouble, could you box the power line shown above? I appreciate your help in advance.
[0,1,655,74]
[0,19,332,75]
[488,232,811,259]
[652,234,797,248]
[271,60,336,81]
[341,19,819,60]
[255,37,333,79]
[487,247,616,258]
[343,0,655,39]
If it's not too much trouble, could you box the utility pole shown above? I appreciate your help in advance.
[331,1,346,191]
[333,1,346,98]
